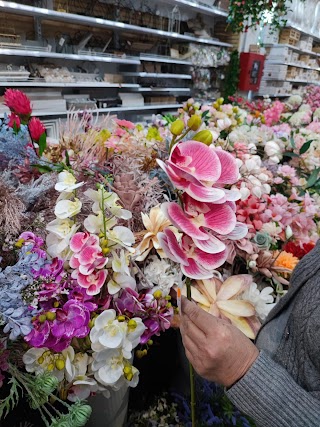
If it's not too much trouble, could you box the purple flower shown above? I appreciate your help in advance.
[68,286,98,312]
[19,232,44,247]
[25,300,91,352]
[51,300,90,344]
[33,258,64,281]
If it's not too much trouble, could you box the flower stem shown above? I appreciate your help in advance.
[186,278,196,427]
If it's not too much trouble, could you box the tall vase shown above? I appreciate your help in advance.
[86,385,130,427]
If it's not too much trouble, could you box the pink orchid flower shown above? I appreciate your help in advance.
[157,141,240,203]
[69,232,107,275]
[74,270,108,296]
[69,232,108,295]
[158,228,228,279]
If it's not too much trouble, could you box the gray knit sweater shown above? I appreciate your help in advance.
[227,240,320,427]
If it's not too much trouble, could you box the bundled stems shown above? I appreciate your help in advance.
[186,278,196,427]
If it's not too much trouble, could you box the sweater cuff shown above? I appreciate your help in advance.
[226,350,320,427]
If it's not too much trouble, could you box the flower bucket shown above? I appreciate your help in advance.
[87,386,129,427]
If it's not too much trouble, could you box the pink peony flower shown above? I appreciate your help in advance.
[8,113,21,130]
[115,119,135,129]
[157,141,240,203]
[28,117,46,141]
[4,89,32,117]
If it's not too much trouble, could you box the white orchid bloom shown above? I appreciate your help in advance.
[46,219,79,257]
[23,347,66,382]
[84,188,132,219]
[90,309,145,358]
[107,226,135,252]
[55,198,82,219]
[107,272,136,295]
[64,351,98,402]
[55,171,84,193]
[84,212,117,234]
[112,250,130,276]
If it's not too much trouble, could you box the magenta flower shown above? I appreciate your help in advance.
[26,300,91,352]
[19,231,44,247]
[8,113,21,130]
[157,141,240,203]
[33,257,64,281]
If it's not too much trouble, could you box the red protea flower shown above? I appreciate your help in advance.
[4,89,32,118]
[7,113,21,130]
[28,117,46,141]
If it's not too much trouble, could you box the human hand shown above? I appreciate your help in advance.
[180,297,259,388]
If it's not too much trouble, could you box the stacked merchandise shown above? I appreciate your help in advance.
[259,28,320,97]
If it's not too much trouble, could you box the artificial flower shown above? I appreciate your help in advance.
[28,117,46,141]
[55,171,84,193]
[4,88,32,117]
[134,205,175,261]
[54,198,82,219]
[182,275,260,339]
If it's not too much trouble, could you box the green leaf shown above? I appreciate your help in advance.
[201,110,210,119]
[38,132,47,157]
[299,140,313,155]
[279,137,287,142]
[283,151,299,158]
[306,167,320,189]
[290,135,295,148]
[31,163,53,173]
[65,149,71,167]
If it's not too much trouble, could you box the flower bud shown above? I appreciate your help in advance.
[47,363,55,371]
[102,247,110,256]
[153,290,162,299]
[187,114,202,131]
[46,311,56,321]
[147,339,153,346]
[192,130,213,145]
[128,319,137,329]
[248,261,257,269]
[170,119,185,136]
[285,225,293,240]
[117,315,126,322]
[37,356,44,365]
[55,359,65,371]
[38,314,47,323]
[53,301,60,308]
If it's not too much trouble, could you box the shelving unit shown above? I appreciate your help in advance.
[0,103,183,118]
[0,0,230,118]
[0,1,231,47]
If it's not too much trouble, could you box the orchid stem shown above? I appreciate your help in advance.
[186,277,196,427]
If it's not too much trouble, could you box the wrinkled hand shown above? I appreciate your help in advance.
[180,297,259,388]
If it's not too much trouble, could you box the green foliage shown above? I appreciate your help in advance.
[222,51,240,101]
[299,140,313,155]
[38,132,47,157]
[0,377,22,419]
[227,0,300,33]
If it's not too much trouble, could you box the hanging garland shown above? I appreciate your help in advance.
[227,0,304,33]
[222,50,240,100]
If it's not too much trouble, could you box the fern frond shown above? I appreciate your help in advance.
[0,376,22,419]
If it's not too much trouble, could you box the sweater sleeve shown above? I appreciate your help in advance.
[226,350,320,427]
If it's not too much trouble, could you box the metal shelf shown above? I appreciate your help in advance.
[287,21,320,43]
[265,60,320,72]
[135,87,191,92]
[122,72,192,79]
[0,47,140,64]
[140,54,192,65]
[0,103,183,118]
[159,0,228,17]
[0,81,140,88]
[265,44,320,58]
[0,1,232,47]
